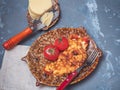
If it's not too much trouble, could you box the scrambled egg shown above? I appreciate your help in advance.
[45,34,88,76]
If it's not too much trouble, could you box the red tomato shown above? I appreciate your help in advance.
[82,36,89,43]
[44,68,52,75]
[54,37,69,51]
[44,45,60,61]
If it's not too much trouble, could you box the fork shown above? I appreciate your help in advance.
[56,49,101,90]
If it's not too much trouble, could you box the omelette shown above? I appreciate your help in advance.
[45,34,88,76]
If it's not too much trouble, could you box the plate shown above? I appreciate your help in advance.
[24,27,102,86]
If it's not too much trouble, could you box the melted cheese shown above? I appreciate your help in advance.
[45,34,88,76]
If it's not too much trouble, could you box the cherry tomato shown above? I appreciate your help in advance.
[82,36,89,43]
[54,37,69,51]
[44,44,60,61]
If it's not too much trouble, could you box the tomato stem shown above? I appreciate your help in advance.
[48,48,55,55]
[58,37,62,43]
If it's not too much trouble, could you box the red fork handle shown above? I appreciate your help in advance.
[2,27,33,50]
[56,70,78,90]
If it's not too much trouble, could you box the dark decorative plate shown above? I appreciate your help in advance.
[23,27,102,86]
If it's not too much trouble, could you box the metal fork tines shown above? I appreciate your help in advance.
[86,49,101,66]
[77,48,101,72]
